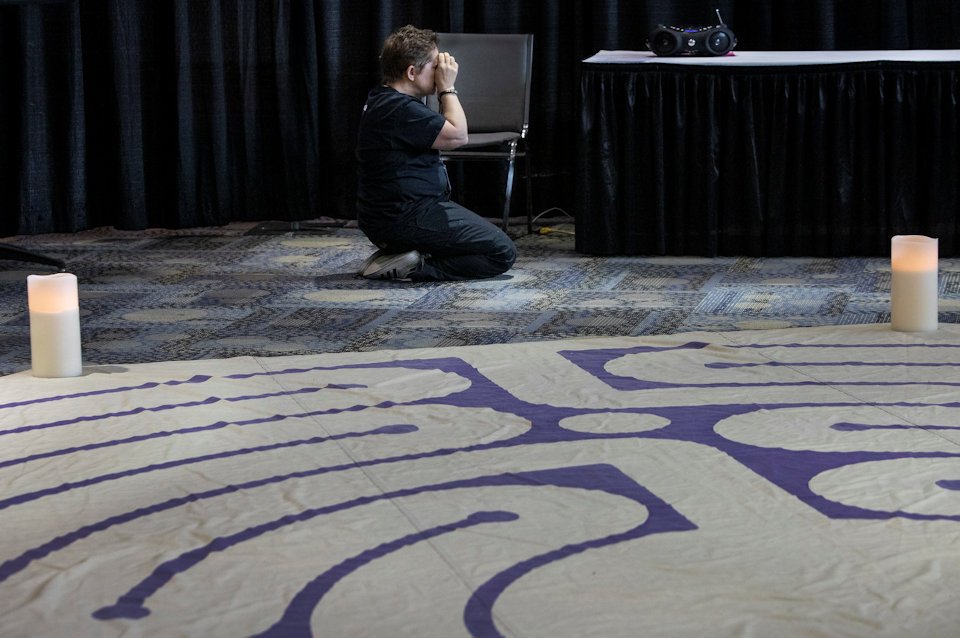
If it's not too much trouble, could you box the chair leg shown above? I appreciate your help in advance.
[524,151,532,235]
[500,139,520,232]
[501,156,516,233]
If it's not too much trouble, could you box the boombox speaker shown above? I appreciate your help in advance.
[647,11,737,56]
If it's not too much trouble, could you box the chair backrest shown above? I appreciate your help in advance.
[427,33,534,135]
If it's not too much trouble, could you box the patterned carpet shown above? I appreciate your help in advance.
[1,219,958,376]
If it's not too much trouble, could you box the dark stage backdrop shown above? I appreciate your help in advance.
[1,1,959,235]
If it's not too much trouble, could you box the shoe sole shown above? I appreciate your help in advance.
[361,250,422,280]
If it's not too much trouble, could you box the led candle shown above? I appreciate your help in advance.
[890,235,938,332]
[27,272,83,377]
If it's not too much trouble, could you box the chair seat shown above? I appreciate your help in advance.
[459,132,522,148]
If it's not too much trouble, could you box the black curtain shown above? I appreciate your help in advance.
[2,0,959,235]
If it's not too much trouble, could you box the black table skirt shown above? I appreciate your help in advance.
[576,60,960,257]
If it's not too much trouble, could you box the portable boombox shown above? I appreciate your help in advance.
[647,11,737,56]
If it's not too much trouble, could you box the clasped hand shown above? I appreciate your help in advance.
[435,51,458,92]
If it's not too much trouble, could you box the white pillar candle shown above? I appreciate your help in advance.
[27,273,83,378]
[890,235,938,332]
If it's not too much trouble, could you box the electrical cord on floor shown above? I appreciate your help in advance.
[538,226,575,235]
[531,206,575,236]
[531,206,574,225]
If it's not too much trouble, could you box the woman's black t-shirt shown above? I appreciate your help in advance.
[355,86,449,228]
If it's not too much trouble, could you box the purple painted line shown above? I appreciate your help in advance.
[464,522,695,636]
[249,511,518,638]
[649,400,960,521]
[1,355,467,416]
[1,358,539,509]
[1,342,946,412]
[832,422,960,432]
[707,360,960,368]
[0,425,418,511]
[222,357,473,380]
[0,385,364,438]
[734,343,960,349]
[0,434,517,585]
[0,354,432,411]
[1,396,221,437]
[462,464,697,638]
[90,465,690,627]
[0,393,404,477]
[937,480,960,491]
[560,344,960,391]
[4,395,914,515]
[0,375,212,410]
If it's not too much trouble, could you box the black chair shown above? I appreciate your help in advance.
[427,33,534,235]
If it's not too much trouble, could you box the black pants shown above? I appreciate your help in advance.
[361,201,516,281]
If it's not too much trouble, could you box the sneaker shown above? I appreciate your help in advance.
[361,249,423,280]
[357,248,387,276]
